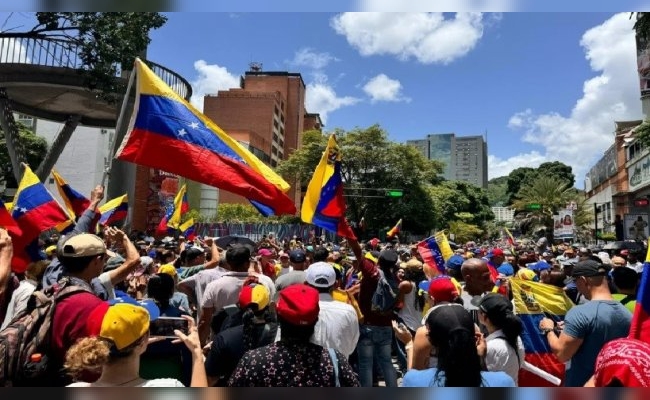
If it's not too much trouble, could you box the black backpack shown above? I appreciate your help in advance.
[0,278,90,387]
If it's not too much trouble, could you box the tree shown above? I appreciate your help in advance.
[6,12,167,103]
[511,176,575,237]
[0,122,48,190]
[427,180,494,230]
[633,12,650,43]
[448,220,483,244]
[277,125,445,235]
[486,176,509,206]
[537,161,575,189]
[506,167,537,204]
[216,204,265,223]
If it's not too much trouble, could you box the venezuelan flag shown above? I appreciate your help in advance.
[0,198,21,237]
[417,236,446,274]
[11,165,72,272]
[300,134,356,239]
[180,217,196,241]
[434,231,453,260]
[628,243,650,342]
[387,218,402,238]
[52,169,90,220]
[99,194,128,226]
[167,184,189,230]
[510,278,574,387]
[115,58,296,217]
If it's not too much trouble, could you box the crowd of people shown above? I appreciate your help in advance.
[0,186,648,387]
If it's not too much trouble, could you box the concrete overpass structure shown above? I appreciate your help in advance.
[0,34,192,203]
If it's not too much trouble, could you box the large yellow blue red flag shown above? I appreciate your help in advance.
[10,165,72,273]
[510,278,574,387]
[98,194,128,226]
[115,58,296,217]
[301,134,356,240]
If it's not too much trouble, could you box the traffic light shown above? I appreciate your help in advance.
[386,190,403,197]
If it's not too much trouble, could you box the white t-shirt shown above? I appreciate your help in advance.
[485,330,525,385]
[67,378,184,387]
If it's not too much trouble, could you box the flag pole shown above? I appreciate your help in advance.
[102,58,139,188]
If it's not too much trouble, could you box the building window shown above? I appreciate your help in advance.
[271,159,277,167]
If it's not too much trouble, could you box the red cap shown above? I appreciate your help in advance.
[276,284,320,326]
[490,248,504,257]
[428,276,459,303]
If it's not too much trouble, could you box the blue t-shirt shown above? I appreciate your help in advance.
[497,263,514,276]
[562,300,632,387]
[402,368,515,387]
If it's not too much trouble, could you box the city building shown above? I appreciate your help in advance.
[197,64,321,216]
[406,133,488,188]
[491,206,515,223]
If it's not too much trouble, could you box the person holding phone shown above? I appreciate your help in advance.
[64,298,207,387]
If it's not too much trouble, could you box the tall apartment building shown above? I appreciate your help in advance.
[199,65,321,216]
[407,133,488,188]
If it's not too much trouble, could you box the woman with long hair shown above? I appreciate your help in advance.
[65,300,206,387]
[398,304,515,387]
[477,293,526,385]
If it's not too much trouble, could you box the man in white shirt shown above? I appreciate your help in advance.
[304,261,359,359]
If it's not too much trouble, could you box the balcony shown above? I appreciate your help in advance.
[0,35,192,127]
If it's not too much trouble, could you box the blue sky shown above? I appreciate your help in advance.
[1,12,645,185]
[143,12,643,184]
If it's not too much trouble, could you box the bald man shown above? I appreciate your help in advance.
[460,258,496,327]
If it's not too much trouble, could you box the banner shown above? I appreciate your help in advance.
[553,209,574,239]
[510,278,574,387]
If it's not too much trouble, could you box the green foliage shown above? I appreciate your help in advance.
[448,220,483,243]
[597,232,617,242]
[634,120,650,149]
[215,203,265,223]
[505,162,575,204]
[633,12,650,43]
[28,12,168,103]
[183,209,204,223]
[486,176,509,206]
[278,125,445,234]
[428,181,494,229]
[0,122,48,189]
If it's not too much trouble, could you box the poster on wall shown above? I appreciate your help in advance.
[624,214,650,241]
[553,209,574,239]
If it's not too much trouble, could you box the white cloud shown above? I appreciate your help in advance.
[289,48,339,70]
[487,152,547,180]
[305,81,361,125]
[189,60,240,111]
[362,73,410,103]
[497,13,643,182]
[356,0,518,11]
[331,12,485,65]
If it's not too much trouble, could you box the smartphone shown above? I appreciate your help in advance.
[149,317,189,338]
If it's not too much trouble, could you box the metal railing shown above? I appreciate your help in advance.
[0,35,192,100]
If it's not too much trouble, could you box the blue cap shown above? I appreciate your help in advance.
[107,296,160,321]
[528,261,551,272]
[446,255,464,271]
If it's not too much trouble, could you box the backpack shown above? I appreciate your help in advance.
[0,278,90,387]
[370,270,398,316]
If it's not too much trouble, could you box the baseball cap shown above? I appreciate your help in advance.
[378,250,399,268]
[478,293,513,321]
[570,260,608,277]
[488,248,504,258]
[86,297,160,352]
[404,258,423,270]
[276,284,320,326]
[289,249,306,263]
[158,264,177,277]
[425,304,474,341]
[421,276,459,303]
[258,248,273,257]
[516,268,538,281]
[446,255,464,271]
[45,245,57,256]
[60,234,106,258]
[305,261,336,288]
[279,251,289,259]
[527,261,551,272]
[364,251,379,264]
[238,282,270,311]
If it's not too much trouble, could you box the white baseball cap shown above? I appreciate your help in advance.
[305,262,336,288]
